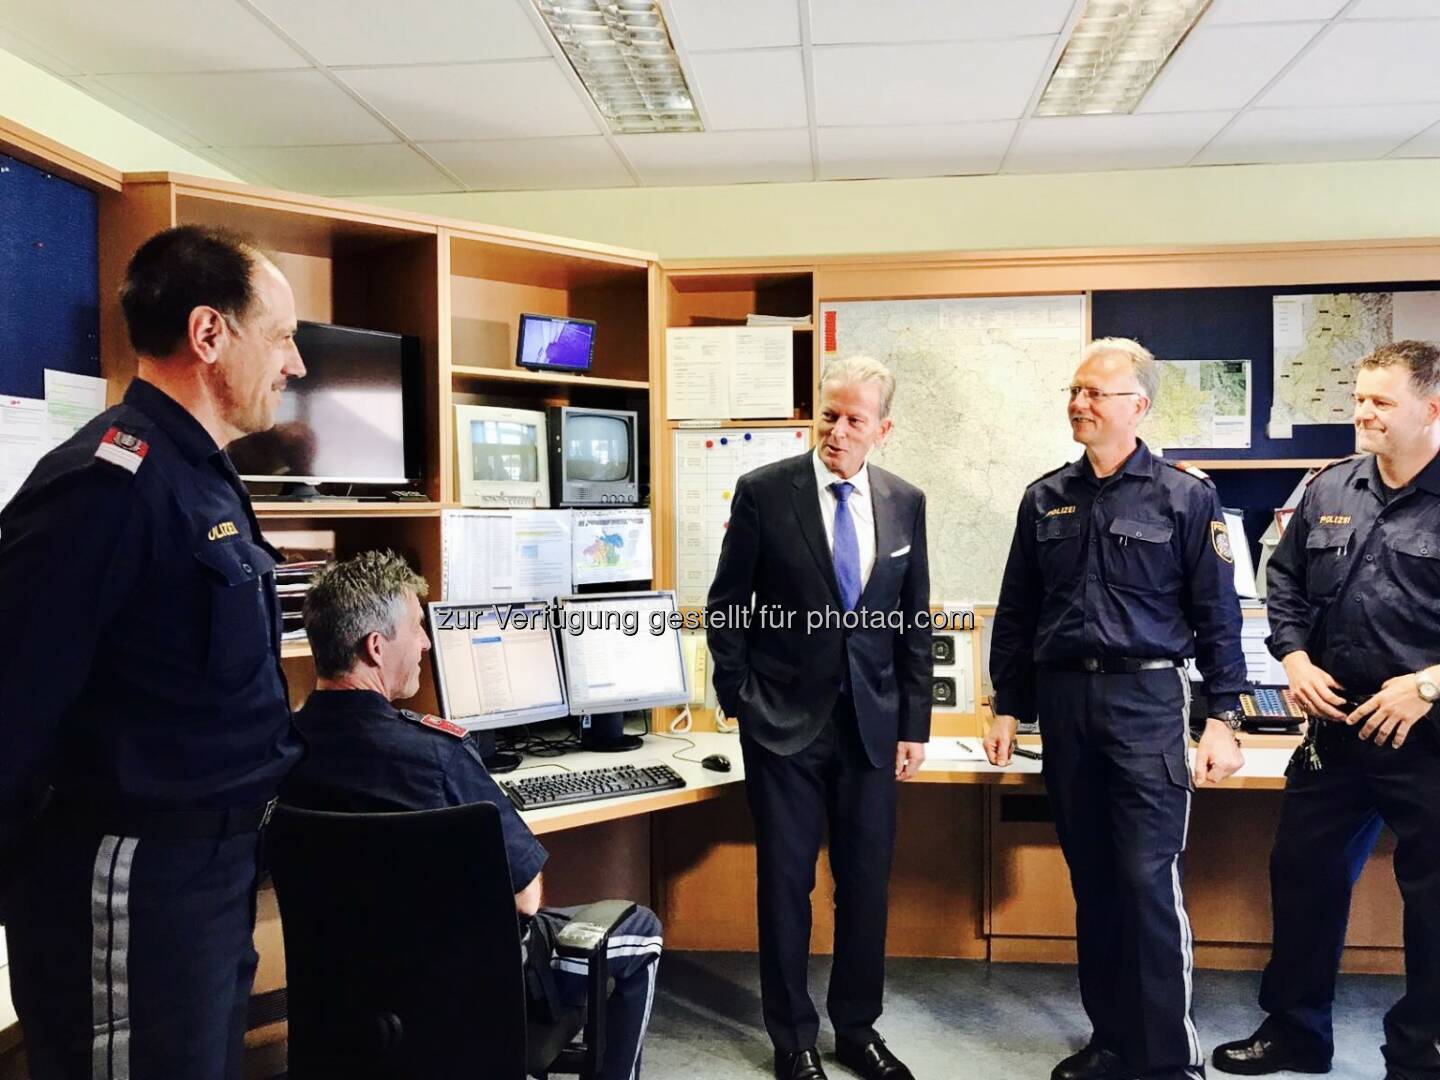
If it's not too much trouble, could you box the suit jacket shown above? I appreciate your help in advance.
[706,452,932,767]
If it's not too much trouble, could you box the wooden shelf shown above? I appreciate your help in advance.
[253,502,442,519]
[280,640,312,660]
[666,418,811,429]
[1181,458,1332,470]
[665,321,813,332]
[451,365,648,392]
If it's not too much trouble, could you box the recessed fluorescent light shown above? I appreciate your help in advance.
[531,1,703,134]
[1036,0,1212,117]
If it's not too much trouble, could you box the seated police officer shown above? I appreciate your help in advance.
[283,551,662,1080]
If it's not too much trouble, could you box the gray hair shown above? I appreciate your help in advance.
[303,550,429,679]
[1083,336,1159,409]
[819,355,897,420]
[1360,339,1440,396]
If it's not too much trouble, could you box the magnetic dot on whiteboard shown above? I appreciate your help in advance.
[719,437,728,445]
[743,432,752,441]
[705,440,713,448]
[722,491,731,500]
[795,431,804,438]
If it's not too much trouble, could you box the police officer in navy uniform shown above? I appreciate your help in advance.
[0,226,307,1079]
[987,338,1248,1080]
[1214,340,1440,1080]
[283,551,663,1080]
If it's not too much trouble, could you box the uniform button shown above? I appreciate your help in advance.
[1134,530,1143,538]
[1087,573,1097,582]
[1424,547,1431,555]
[1366,554,1374,562]
[1377,518,1386,526]
[242,563,253,574]
[1354,596,1362,604]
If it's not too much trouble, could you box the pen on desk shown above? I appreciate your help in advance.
[955,739,976,754]
[1012,747,1043,761]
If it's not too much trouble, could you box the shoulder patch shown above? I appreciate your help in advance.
[400,709,467,738]
[1210,520,1234,563]
[93,426,150,475]
[1168,460,1213,484]
[1305,454,1362,487]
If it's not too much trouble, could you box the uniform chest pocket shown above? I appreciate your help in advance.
[1102,516,1179,594]
[195,539,276,680]
[1035,513,1083,583]
[1304,524,1354,598]
[1385,530,1440,597]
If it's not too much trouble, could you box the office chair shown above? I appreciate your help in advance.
[266,802,637,1080]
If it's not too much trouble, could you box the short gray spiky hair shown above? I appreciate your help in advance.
[303,550,429,679]
[1083,336,1159,410]
[820,355,897,419]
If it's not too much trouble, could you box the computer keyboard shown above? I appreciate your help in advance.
[501,762,686,811]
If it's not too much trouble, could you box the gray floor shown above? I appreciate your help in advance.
[644,952,1403,1079]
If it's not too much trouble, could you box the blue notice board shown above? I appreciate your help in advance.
[1,152,100,399]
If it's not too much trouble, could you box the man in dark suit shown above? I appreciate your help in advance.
[707,355,932,1080]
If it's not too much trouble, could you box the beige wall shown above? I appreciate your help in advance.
[366,160,1440,262]
[0,49,236,179]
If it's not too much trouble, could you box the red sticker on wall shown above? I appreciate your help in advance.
[824,309,837,353]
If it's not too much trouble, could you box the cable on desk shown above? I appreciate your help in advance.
[651,732,705,764]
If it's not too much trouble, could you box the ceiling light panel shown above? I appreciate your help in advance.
[1037,0,1212,117]
[530,0,702,134]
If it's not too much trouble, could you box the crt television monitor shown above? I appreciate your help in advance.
[229,320,419,486]
[556,591,690,715]
[547,405,639,507]
[453,404,551,508]
[515,313,596,374]
[428,600,569,731]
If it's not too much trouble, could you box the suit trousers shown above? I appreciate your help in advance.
[1256,721,1440,1080]
[740,693,898,1053]
[1039,666,1204,1080]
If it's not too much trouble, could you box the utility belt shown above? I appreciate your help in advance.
[1291,692,1393,776]
[1043,657,1184,675]
[45,794,279,840]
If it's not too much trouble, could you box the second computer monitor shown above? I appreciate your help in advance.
[429,600,569,731]
[557,591,690,715]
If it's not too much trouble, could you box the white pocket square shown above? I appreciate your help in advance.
[890,545,911,557]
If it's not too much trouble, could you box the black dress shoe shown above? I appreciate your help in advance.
[836,1035,914,1080]
[775,1047,828,1080]
[1051,1043,1126,1080]
[1212,1033,1330,1075]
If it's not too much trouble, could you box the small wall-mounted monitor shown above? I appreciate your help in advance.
[516,313,596,374]
[454,404,550,508]
[229,320,420,490]
[428,600,568,731]
[556,591,690,715]
[547,405,639,507]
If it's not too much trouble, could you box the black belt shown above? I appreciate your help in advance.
[1044,657,1184,674]
[47,796,279,840]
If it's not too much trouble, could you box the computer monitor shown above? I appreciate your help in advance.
[428,600,569,731]
[516,313,596,374]
[453,404,551,508]
[547,405,639,507]
[229,320,420,491]
[556,591,690,715]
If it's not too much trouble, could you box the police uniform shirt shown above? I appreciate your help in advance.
[1267,451,1440,698]
[285,689,548,894]
[990,440,1248,724]
[0,379,300,846]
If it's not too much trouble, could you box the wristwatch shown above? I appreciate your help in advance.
[1211,709,1244,731]
[1417,673,1440,703]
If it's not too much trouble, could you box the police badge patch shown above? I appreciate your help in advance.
[1211,520,1233,563]
[94,426,150,474]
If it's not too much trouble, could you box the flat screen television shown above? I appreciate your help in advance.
[547,405,639,507]
[228,320,420,489]
[515,313,596,374]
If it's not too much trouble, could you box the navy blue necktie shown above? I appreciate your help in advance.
[830,481,861,612]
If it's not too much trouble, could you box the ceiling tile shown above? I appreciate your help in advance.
[211,144,460,196]
[1005,111,1233,173]
[1348,0,1440,17]
[810,0,1073,45]
[817,121,1013,180]
[614,129,812,185]
[0,0,304,73]
[1392,118,1440,156]
[1194,104,1440,164]
[0,25,83,76]
[70,76,209,147]
[1261,20,1440,107]
[339,61,599,141]
[688,49,807,130]
[812,39,1054,126]
[1138,23,1321,113]
[424,137,634,189]
[89,70,397,146]
[1205,0,1347,24]
[249,0,551,66]
[664,0,800,51]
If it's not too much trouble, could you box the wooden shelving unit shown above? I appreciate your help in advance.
[450,365,649,392]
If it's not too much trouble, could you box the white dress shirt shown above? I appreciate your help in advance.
[812,448,877,591]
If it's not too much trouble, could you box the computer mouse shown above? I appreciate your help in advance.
[701,753,732,773]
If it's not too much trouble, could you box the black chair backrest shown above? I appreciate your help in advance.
[267,802,527,1080]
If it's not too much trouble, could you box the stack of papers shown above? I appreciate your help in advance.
[745,314,810,327]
